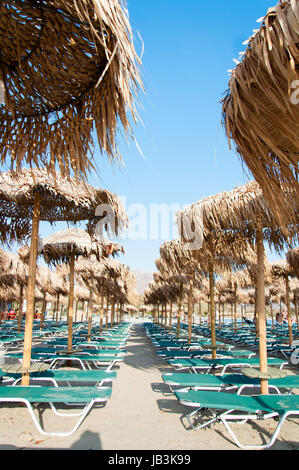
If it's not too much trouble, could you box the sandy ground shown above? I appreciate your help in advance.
[0,322,298,451]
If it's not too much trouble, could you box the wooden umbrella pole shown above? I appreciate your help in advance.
[99,296,104,333]
[285,276,293,346]
[234,286,237,333]
[111,298,115,327]
[208,258,217,360]
[40,292,46,330]
[87,283,94,343]
[105,292,110,329]
[169,302,173,332]
[199,300,202,325]
[67,251,75,351]
[22,192,41,386]
[177,283,183,338]
[55,293,60,326]
[188,271,195,345]
[270,302,274,329]
[256,224,268,395]
[295,295,299,332]
[17,283,24,334]
[74,301,77,323]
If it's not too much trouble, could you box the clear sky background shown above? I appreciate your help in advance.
[2,0,284,276]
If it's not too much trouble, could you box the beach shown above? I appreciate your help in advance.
[0,321,298,451]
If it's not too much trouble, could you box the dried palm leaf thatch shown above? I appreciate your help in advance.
[0,168,128,245]
[74,285,90,302]
[36,228,108,265]
[143,282,181,305]
[221,1,299,231]
[286,247,299,277]
[177,181,298,252]
[271,260,296,279]
[219,269,252,292]
[0,251,28,287]
[36,265,59,296]
[0,0,143,178]
[0,284,19,303]
[159,239,200,276]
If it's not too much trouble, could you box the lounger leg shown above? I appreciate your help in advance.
[220,412,293,450]
[184,407,219,430]
[4,398,96,437]
[32,400,96,436]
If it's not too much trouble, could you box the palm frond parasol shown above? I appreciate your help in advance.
[0,0,143,178]
[0,168,127,385]
[221,1,299,231]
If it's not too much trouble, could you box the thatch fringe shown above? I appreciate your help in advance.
[221,0,299,231]
[0,0,143,178]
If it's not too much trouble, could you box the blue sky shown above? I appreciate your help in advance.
[2,0,283,273]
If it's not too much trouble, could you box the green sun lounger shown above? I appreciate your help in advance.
[0,385,111,436]
[30,347,127,356]
[168,357,287,375]
[158,349,255,359]
[5,352,124,371]
[162,372,299,394]
[1,368,117,387]
[174,389,299,449]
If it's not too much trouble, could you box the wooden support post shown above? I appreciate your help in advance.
[67,252,75,351]
[87,283,94,343]
[177,283,183,338]
[285,276,293,346]
[188,271,195,345]
[169,302,173,332]
[105,293,110,328]
[208,259,217,360]
[40,291,46,330]
[17,283,24,334]
[256,224,268,395]
[234,285,237,333]
[99,296,104,333]
[22,192,41,386]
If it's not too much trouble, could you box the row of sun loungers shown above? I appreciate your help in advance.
[0,321,131,436]
[145,322,299,450]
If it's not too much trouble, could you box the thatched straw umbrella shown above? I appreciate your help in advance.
[222,1,299,232]
[177,181,298,394]
[286,247,299,278]
[35,228,112,351]
[0,0,143,178]
[160,235,252,355]
[73,252,124,336]
[0,168,127,385]
[271,261,296,345]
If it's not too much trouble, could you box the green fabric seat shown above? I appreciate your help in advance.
[174,389,299,449]
[168,357,287,375]
[30,347,127,356]
[0,385,111,403]
[1,368,117,385]
[0,385,111,436]
[175,389,299,414]
[162,372,299,393]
